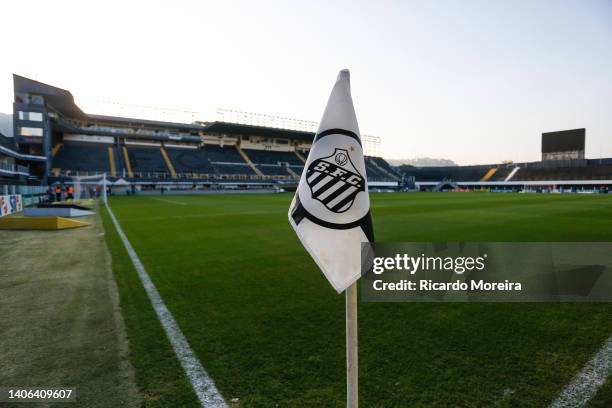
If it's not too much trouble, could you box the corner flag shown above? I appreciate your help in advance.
[288,69,374,293]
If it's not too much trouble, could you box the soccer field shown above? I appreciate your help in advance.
[101,192,612,407]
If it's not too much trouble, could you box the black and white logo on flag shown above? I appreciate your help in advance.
[289,69,374,293]
[306,148,365,213]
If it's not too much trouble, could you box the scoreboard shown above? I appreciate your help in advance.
[542,129,585,153]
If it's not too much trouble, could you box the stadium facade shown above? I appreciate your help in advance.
[1,74,611,195]
[2,75,400,195]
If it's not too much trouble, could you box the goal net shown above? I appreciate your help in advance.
[71,174,108,203]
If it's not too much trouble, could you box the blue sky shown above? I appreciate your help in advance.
[1,0,610,164]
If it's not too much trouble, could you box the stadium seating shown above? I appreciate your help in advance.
[166,148,216,174]
[44,138,402,182]
[212,163,256,175]
[47,141,402,182]
[294,150,308,163]
[371,156,401,179]
[399,165,492,182]
[114,145,125,175]
[396,160,612,184]
[365,160,387,179]
[243,149,303,165]
[289,165,304,175]
[512,165,612,181]
[127,146,168,174]
[43,137,612,185]
[53,142,113,173]
[589,158,612,166]
[203,145,245,163]
[486,166,520,181]
[257,165,292,176]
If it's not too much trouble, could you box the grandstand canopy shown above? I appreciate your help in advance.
[203,121,315,142]
[88,114,204,132]
[13,74,88,119]
[13,75,320,143]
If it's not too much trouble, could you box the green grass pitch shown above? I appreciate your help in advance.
[101,192,612,407]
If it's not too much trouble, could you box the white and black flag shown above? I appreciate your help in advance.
[289,69,374,293]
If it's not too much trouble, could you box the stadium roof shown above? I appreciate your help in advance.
[13,74,88,119]
[13,75,317,142]
[88,114,205,132]
[203,121,315,142]
[13,75,204,132]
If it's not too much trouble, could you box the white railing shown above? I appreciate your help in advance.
[55,170,299,181]
[0,162,29,175]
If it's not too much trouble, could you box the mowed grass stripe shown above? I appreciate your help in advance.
[108,192,612,407]
[101,206,201,407]
[105,203,227,407]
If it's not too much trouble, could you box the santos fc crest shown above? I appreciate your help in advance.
[305,148,365,213]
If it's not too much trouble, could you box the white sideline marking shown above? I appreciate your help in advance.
[550,335,612,408]
[152,197,188,205]
[105,203,227,408]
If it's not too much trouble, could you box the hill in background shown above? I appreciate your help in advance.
[0,112,13,137]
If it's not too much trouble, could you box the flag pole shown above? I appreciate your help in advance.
[346,281,358,408]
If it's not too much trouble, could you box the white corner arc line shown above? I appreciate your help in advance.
[105,202,227,408]
[550,334,612,408]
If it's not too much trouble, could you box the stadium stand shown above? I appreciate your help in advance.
[378,157,400,175]
[367,156,401,180]
[127,146,168,174]
[480,168,497,181]
[114,145,125,176]
[288,165,304,175]
[204,145,246,164]
[294,150,307,163]
[364,159,387,180]
[512,164,612,181]
[53,142,114,174]
[487,166,516,181]
[165,147,216,174]
[12,74,611,193]
[257,164,292,176]
[212,162,256,175]
[398,165,490,182]
[9,75,402,189]
[396,159,612,192]
[243,149,303,165]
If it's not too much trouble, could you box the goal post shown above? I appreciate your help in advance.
[69,173,108,203]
